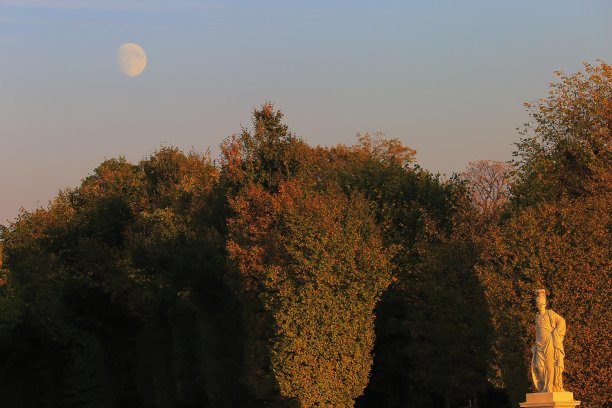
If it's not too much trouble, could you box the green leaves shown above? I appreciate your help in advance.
[0,146,245,407]
[227,180,394,408]
[478,62,612,407]
[512,62,611,207]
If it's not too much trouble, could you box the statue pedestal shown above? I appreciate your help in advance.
[520,392,580,408]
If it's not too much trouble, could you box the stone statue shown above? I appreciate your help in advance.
[531,289,566,392]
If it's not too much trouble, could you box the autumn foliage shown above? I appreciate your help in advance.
[217,106,398,407]
[512,62,611,206]
[0,62,610,408]
[477,61,612,407]
[0,148,247,406]
[227,181,394,407]
[477,193,611,406]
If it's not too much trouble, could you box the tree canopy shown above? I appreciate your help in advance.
[0,61,610,408]
[477,61,611,407]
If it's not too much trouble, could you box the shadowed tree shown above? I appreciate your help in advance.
[0,148,248,407]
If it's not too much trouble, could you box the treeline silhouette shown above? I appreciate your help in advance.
[0,62,609,408]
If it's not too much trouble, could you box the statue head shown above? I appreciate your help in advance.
[535,289,547,313]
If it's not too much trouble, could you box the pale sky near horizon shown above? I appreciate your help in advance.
[1,0,611,224]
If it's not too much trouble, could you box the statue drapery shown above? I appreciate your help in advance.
[531,308,566,392]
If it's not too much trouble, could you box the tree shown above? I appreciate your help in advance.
[0,241,5,285]
[478,62,612,407]
[221,106,396,407]
[0,148,248,407]
[309,134,497,407]
[477,193,611,407]
[227,180,394,407]
[512,61,611,207]
[219,103,308,194]
[462,160,511,223]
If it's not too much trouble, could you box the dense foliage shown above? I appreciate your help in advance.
[511,62,611,207]
[477,193,611,406]
[0,150,248,407]
[220,107,397,407]
[228,181,394,407]
[477,61,611,407]
[0,61,609,408]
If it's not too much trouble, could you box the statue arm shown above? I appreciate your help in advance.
[550,310,566,390]
[551,310,566,363]
[552,310,566,339]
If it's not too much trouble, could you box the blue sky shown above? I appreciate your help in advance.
[1,0,611,222]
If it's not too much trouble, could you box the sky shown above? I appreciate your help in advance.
[1,0,611,223]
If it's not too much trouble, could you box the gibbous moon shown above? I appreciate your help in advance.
[117,43,147,77]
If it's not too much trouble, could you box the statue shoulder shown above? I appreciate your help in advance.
[548,309,565,322]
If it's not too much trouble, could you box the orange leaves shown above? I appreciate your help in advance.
[355,132,417,167]
[226,173,394,407]
[139,146,218,213]
[219,133,246,184]
[79,157,143,203]
[477,192,612,404]
[513,61,612,207]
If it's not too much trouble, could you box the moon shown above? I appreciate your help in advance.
[117,43,147,77]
